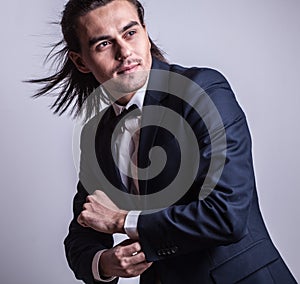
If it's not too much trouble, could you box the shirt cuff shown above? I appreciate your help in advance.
[92,250,117,282]
[124,210,141,240]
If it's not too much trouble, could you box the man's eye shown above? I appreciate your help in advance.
[127,30,136,37]
[97,41,110,50]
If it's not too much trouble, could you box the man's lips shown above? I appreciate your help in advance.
[116,63,139,75]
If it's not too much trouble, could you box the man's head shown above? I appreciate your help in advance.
[66,0,152,103]
[61,0,146,53]
[30,0,166,115]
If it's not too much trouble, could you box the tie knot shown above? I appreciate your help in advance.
[125,115,140,133]
[126,104,139,112]
[122,104,140,116]
[124,106,141,133]
[115,104,141,133]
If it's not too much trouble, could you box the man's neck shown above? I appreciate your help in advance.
[115,92,135,106]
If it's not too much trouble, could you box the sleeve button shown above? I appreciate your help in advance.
[171,246,178,254]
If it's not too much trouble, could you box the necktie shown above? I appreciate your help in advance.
[115,105,141,194]
[125,113,140,194]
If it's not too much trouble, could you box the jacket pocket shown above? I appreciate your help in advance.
[210,239,279,283]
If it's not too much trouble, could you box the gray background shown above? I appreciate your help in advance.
[0,0,299,283]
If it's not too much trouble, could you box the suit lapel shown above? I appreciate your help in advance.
[95,106,127,192]
[138,59,171,195]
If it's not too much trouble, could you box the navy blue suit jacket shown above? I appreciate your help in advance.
[64,58,296,283]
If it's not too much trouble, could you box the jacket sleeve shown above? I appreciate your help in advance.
[64,112,119,284]
[64,181,118,284]
[138,68,255,261]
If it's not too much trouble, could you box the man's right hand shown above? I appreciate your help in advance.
[100,239,152,278]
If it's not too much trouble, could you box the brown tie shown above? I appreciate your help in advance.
[124,112,141,194]
[117,104,141,194]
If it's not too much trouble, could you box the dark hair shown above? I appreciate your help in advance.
[29,0,167,117]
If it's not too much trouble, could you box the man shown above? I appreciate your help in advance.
[31,0,296,283]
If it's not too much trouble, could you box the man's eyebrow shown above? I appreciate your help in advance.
[88,21,140,47]
[89,35,111,47]
[119,21,139,33]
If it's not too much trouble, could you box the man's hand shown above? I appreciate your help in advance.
[77,190,128,234]
[100,239,152,278]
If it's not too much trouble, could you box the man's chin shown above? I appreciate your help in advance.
[103,72,148,100]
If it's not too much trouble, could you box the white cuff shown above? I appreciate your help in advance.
[124,210,141,240]
[92,250,117,282]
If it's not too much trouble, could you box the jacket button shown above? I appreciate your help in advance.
[171,246,178,254]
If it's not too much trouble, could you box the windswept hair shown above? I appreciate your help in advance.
[29,0,167,117]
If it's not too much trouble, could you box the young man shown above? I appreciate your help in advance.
[32,0,296,283]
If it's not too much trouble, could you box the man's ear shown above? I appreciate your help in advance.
[69,51,91,73]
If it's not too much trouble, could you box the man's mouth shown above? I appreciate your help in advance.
[116,63,139,75]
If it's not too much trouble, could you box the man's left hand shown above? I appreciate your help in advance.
[77,190,128,234]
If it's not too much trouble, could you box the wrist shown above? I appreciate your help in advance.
[99,250,113,278]
[116,210,128,234]
[93,250,117,282]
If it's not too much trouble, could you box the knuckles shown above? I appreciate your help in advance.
[93,190,106,199]
[80,211,88,221]
[124,268,138,277]
[82,203,91,210]
[86,195,95,203]
[114,247,125,260]
[119,258,129,269]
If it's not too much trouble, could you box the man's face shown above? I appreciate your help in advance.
[70,0,152,101]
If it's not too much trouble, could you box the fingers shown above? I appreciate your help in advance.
[92,190,109,203]
[77,190,128,233]
[85,190,120,212]
[115,241,147,268]
[77,213,88,227]
[128,251,148,265]
[100,242,152,278]
[92,189,105,198]
[118,239,142,255]
[118,258,152,278]
[91,190,119,210]
[77,210,89,227]
[82,202,92,211]
[86,195,95,203]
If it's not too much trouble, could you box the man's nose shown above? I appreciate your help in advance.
[115,40,132,61]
